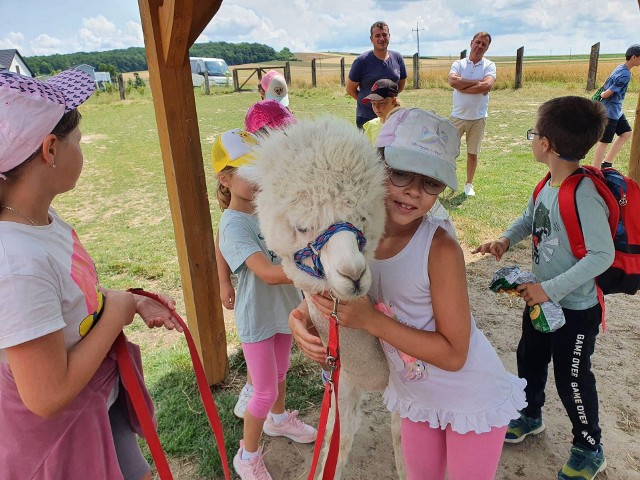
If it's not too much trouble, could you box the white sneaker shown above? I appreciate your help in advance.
[234,384,253,419]
[464,183,476,196]
[263,410,318,443]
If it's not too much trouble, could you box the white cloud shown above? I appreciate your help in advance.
[29,34,64,56]
[0,32,25,50]
[76,15,144,52]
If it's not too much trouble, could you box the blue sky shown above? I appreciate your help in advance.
[1,0,638,58]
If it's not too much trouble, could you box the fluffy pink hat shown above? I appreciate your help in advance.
[244,99,295,134]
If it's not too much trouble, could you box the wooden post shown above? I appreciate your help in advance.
[460,49,467,59]
[233,68,239,91]
[203,71,210,95]
[285,61,291,84]
[587,42,600,91]
[311,58,317,87]
[413,53,420,90]
[117,73,125,100]
[630,93,640,182]
[137,0,228,385]
[340,57,345,87]
[515,46,524,89]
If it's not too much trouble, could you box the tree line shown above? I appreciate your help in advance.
[26,42,296,76]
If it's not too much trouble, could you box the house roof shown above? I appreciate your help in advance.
[0,50,16,71]
[0,49,34,76]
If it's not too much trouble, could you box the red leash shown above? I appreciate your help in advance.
[115,288,231,480]
[308,296,342,480]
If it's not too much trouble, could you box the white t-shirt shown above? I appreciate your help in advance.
[370,215,526,433]
[450,57,496,120]
[0,209,105,363]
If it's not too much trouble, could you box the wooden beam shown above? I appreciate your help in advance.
[188,2,223,46]
[138,0,228,384]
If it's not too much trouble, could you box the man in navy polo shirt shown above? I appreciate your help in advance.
[346,21,407,129]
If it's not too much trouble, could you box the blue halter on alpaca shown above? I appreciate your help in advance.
[293,222,366,279]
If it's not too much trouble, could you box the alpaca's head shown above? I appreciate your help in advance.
[249,115,387,300]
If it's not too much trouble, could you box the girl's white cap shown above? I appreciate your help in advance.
[0,68,95,179]
[376,108,460,191]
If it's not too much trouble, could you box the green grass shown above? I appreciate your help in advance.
[56,82,637,477]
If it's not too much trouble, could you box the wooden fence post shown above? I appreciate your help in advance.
[630,94,640,182]
[285,61,291,84]
[515,46,524,89]
[117,73,125,100]
[233,68,239,91]
[311,58,317,87]
[413,53,420,90]
[460,49,467,59]
[587,42,600,91]
[203,71,210,95]
[340,58,345,87]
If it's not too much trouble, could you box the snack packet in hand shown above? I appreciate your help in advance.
[490,266,566,333]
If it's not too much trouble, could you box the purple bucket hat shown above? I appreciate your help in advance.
[0,68,96,178]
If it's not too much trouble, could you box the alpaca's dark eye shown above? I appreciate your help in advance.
[361,216,367,223]
[296,226,308,234]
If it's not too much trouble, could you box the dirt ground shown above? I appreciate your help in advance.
[167,246,639,480]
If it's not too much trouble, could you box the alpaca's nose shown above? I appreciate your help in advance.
[338,266,365,285]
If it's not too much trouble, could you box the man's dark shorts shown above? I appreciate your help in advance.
[600,114,632,143]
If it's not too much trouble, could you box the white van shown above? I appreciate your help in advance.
[190,57,231,87]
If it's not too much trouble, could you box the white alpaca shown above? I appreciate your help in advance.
[246,116,405,479]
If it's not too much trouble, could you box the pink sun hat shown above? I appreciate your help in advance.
[244,99,296,134]
[0,68,96,178]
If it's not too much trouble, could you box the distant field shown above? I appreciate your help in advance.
[124,51,635,93]
[231,52,633,92]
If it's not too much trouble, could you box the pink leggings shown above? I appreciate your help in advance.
[241,333,293,419]
[401,418,507,480]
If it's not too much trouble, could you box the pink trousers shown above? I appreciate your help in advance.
[401,418,507,480]
[241,333,293,418]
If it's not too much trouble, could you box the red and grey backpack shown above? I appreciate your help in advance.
[533,165,640,295]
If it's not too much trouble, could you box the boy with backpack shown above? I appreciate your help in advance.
[474,96,614,480]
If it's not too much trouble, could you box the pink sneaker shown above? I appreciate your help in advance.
[233,440,272,480]
[263,410,317,443]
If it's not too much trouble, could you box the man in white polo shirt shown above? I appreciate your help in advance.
[448,32,496,196]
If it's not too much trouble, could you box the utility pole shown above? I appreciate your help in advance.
[412,22,424,57]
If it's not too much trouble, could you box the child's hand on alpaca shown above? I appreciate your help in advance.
[310,293,376,332]
[289,306,326,363]
[134,293,183,332]
[516,282,550,307]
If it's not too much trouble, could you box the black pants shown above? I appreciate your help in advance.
[517,303,602,450]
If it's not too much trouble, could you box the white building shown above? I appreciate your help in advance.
[0,49,34,76]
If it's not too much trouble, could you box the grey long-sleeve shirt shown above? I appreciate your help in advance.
[503,178,614,310]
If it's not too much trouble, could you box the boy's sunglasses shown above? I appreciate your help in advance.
[388,168,447,195]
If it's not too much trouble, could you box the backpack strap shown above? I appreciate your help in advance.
[558,167,619,261]
[533,172,551,203]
